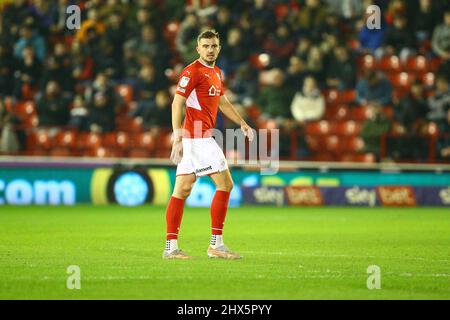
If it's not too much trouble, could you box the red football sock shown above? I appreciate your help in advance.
[211,190,230,235]
[166,196,185,240]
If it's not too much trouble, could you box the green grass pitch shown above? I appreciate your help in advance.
[0,205,449,300]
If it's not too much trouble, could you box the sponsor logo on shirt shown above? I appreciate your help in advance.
[179,76,190,88]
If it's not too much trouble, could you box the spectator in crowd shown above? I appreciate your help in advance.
[14,46,42,99]
[228,63,258,107]
[325,0,365,19]
[263,23,296,69]
[326,45,357,89]
[36,81,70,127]
[306,46,326,87]
[427,76,450,131]
[127,7,151,37]
[214,6,233,40]
[86,92,116,133]
[1,0,31,41]
[40,53,73,94]
[295,37,312,62]
[437,109,450,160]
[84,72,117,109]
[122,41,140,80]
[68,94,89,132]
[289,0,328,40]
[75,8,105,44]
[219,28,249,76]
[70,40,94,82]
[130,90,171,133]
[0,97,20,153]
[176,13,200,63]
[358,11,386,53]
[290,76,325,125]
[285,55,308,93]
[356,70,393,106]
[103,10,127,68]
[14,24,46,62]
[133,64,167,104]
[0,43,18,96]
[360,102,392,157]
[389,81,428,159]
[377,14,416,61]
[432,9,450,60]
[257,69,294,123]
[412,0,440,43]
[29,0,58,36]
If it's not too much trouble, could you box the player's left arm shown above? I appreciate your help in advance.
[219,94,254,141]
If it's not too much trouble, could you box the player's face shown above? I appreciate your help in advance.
[197,38,221,65]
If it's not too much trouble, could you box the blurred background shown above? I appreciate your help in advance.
[0,0,449,163]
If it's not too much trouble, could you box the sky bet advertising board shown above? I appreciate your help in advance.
[0,167,449,207]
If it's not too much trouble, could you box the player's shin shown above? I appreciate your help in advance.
[210,190,230,248]
[165,196,185,252]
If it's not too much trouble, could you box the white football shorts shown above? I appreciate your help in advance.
[176,137,229,177]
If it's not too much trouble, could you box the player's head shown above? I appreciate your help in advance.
[196,29,221,65]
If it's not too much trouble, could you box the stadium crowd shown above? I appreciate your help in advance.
[0,0,450,162]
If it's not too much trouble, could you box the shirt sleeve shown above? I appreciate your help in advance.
[176,67,197,98]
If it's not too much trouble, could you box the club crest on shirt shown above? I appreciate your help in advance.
[179,76,190,87]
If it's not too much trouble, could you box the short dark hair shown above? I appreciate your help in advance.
[197,29,220,43]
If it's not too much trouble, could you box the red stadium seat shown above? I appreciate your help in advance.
[351,107,371,121]
[14,101,36,119]
[406,55,441,73]
[305,120,334,136]
[133,132,156,151]
[305,136,323,152]
[379,55,401,73]
[54,131,77,148]
[388,72,414,89]
[77,132,102,150]
[324,135,342,152]
[116,117,143,133]
[23,115,39,128]
[344,137,365,152]
[358,54,376,71]
[103,131,130,150]
[325,90,356,105]
[329,105,352,120]
[28,130,52,149]
[336,121,362,136]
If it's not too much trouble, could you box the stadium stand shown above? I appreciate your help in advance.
[0,0,449,163]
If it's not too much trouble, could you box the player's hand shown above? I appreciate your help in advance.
[170,140,183,164]
[241,121,254,142]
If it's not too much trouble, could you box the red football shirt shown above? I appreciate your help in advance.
[175,59,224,138]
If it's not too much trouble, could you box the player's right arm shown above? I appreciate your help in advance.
[170,66,197,164]
[170,93,186,164]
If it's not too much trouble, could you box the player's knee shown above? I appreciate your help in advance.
[179,183,194,198]
[173,183,193,199]
[219,180,234,193]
